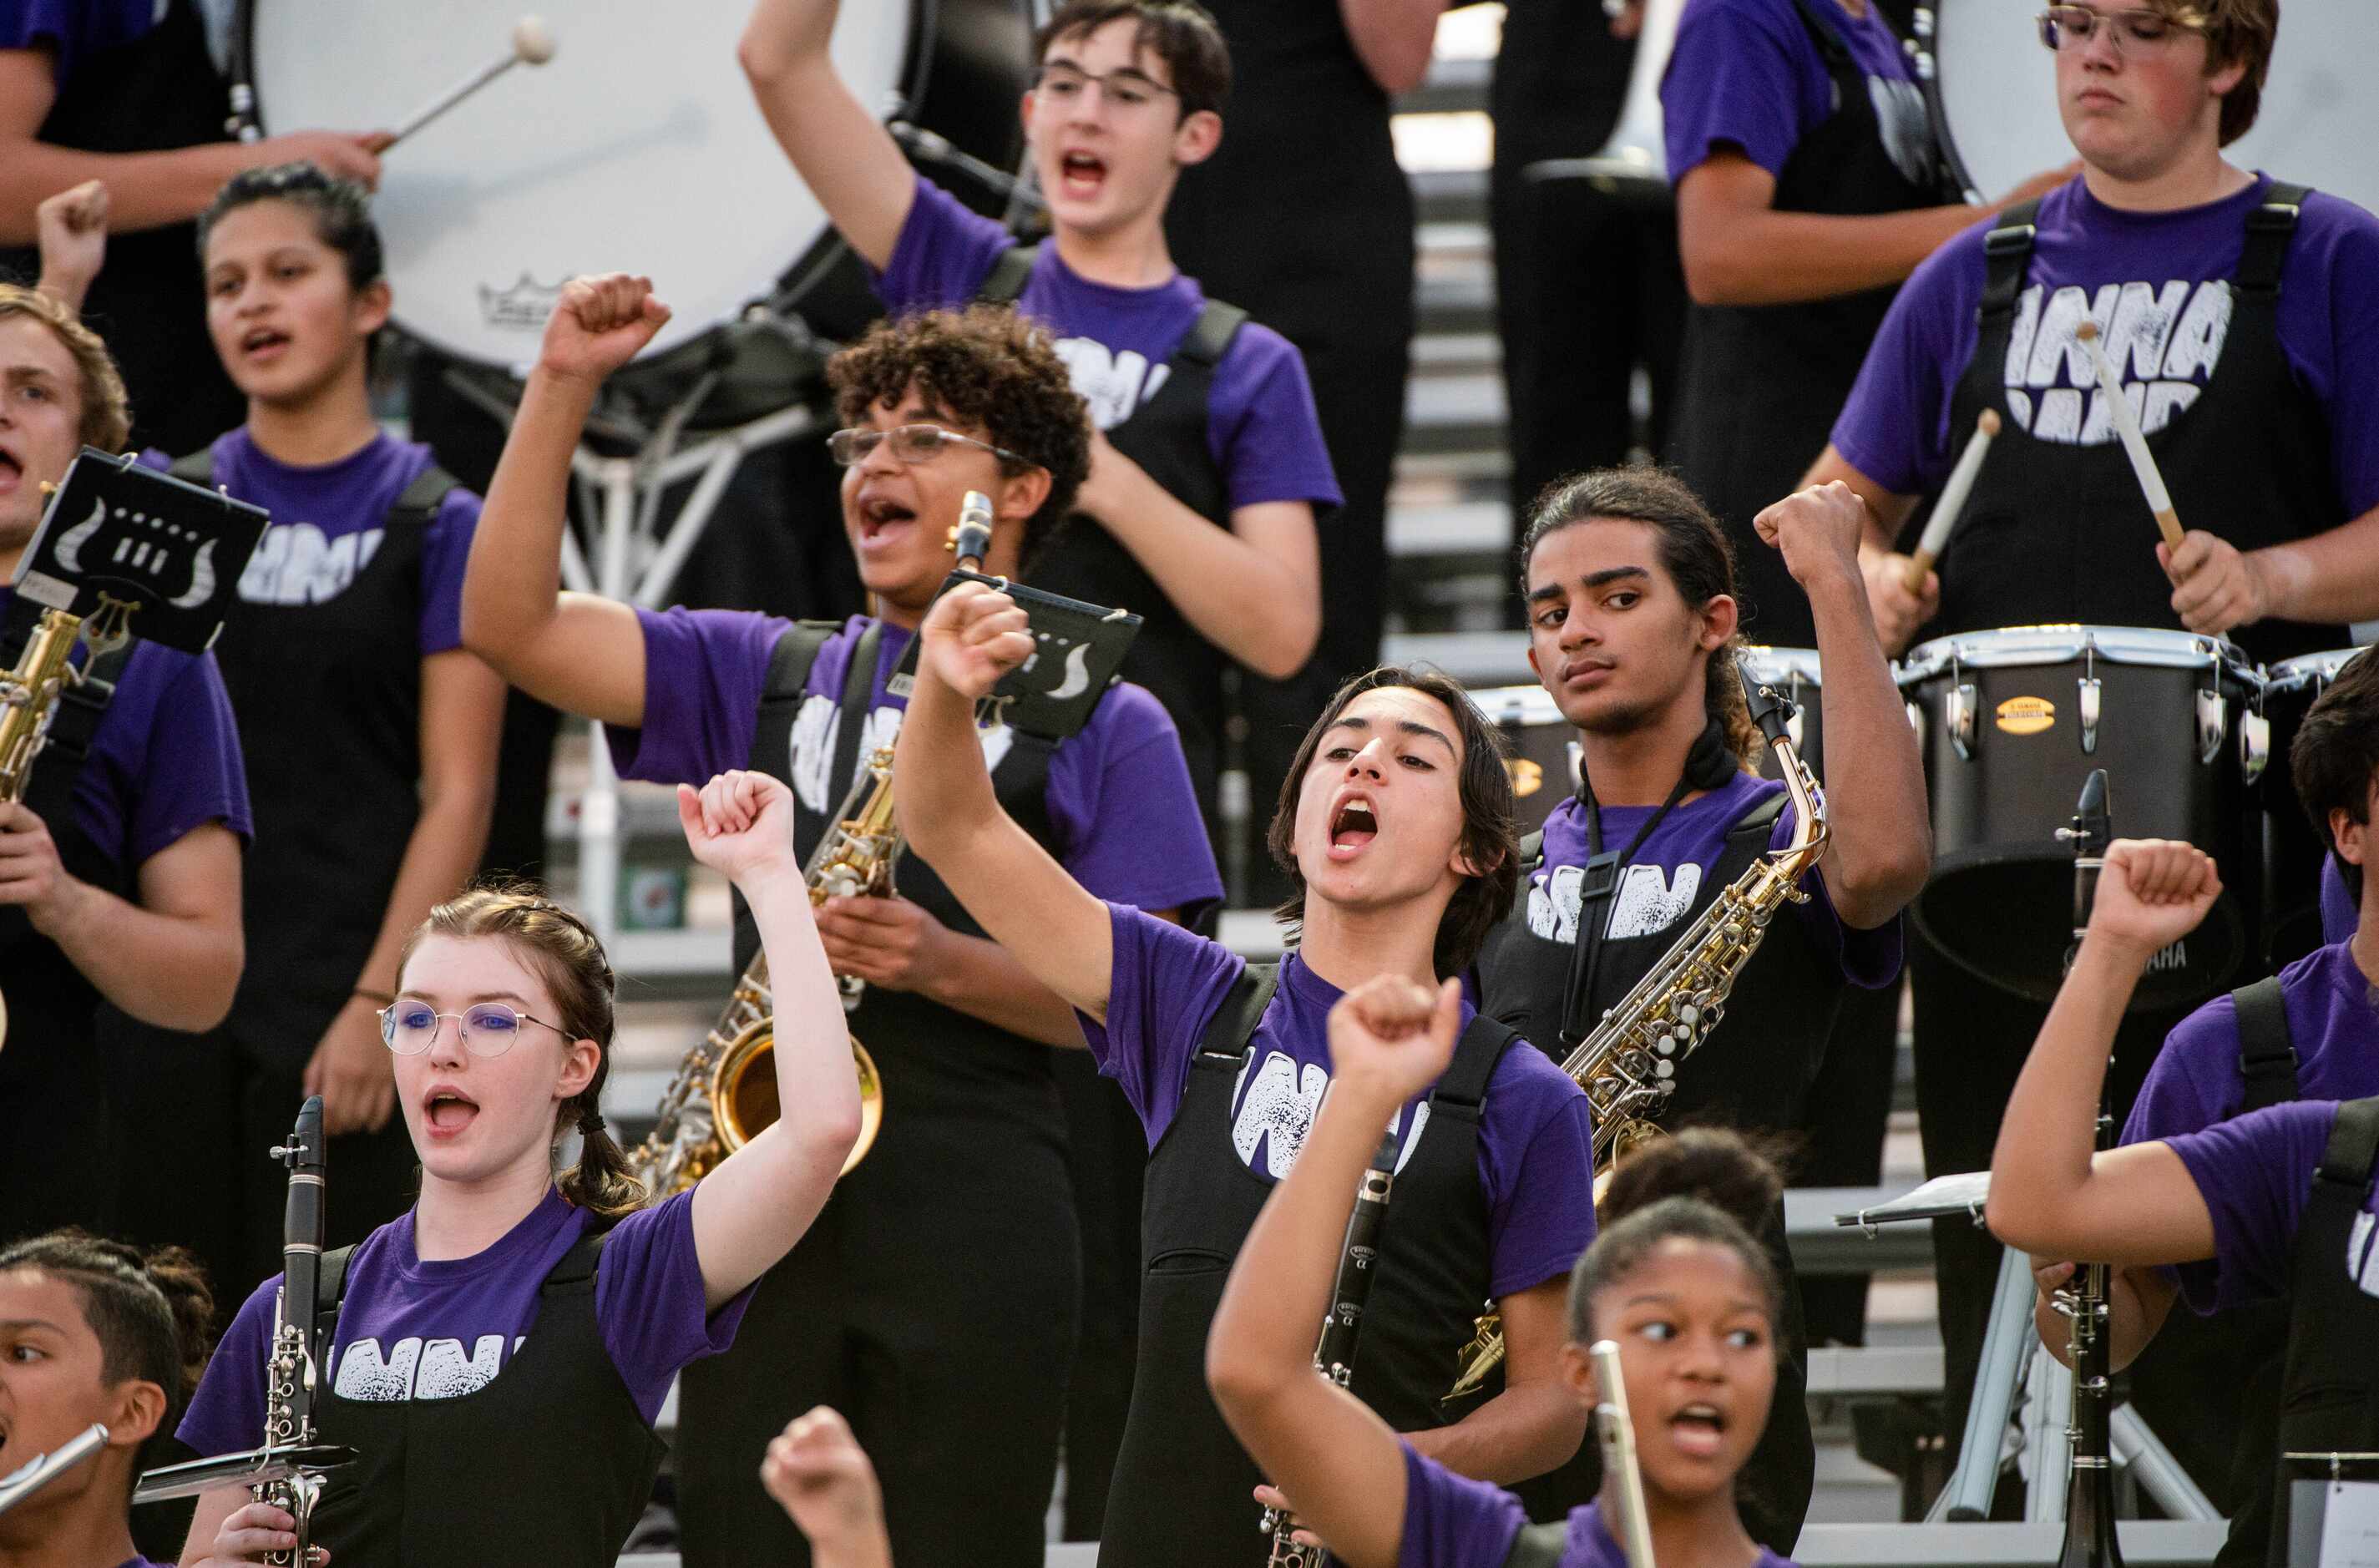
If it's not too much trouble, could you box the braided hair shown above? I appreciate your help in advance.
[0,1229,216,1443]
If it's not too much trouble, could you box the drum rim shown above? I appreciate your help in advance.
[1897,624,2255,683]
[1737,645,1823,685]
[2267,647,2371,685]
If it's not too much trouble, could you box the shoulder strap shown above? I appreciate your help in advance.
[1785,0,1856,65]
[311,1244,357,1349]
[1177,298,1248,369]
[2316,1096,2379,1188]
[166,449,215,488]
[824,619,884,804]
[976,245,1038,306]
[1726,787,1791,840]
[387,463,461,530]
[1501,1519,1571,1568]
[1520,828,1545,873]
[539,1229,610,1292]
[2230,975,2301,1114]
[2235,181,2310,297]
[1431,1014,1525,1112]
[1980,200,2043,317]
[1197,960,1281,1061]
[760,619,842,701]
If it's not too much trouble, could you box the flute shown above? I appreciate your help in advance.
[0,1424,108,1518]
[1592,1340,1658,1568]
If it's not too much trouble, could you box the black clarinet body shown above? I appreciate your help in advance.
[261,1095,331,1567]
[1263,1129,1402,1568]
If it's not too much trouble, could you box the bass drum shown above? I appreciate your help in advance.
[238,1,1035,378]
[2257,646,2372,967]
[1917,0,2379,212]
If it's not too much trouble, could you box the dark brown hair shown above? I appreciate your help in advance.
[1265,665,1521,980]
[197,161,384,290]
[1519,467,1764,769]
[2156,0,2277,145]
[0,282,132,451]
[1567,1129,1787,1345]
[397,883,645,1222]
[0,1230,216,1440]
[2291,646,2379,903]
[1036,1,1232,119]
[828,305,1093,571]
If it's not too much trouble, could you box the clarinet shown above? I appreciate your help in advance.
[260,1095,332,1567]
[2053,771,2123,1568]
[1262,1128,1402,1567]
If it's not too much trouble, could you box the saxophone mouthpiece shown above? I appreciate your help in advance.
[952,491,994,571]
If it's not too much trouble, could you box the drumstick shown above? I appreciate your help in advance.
[381,17,557,151]
[2074,320,2184,551]
[1904,407,2001,594]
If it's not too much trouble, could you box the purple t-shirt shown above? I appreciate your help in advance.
[611,609,1222,917]
[2123,941,2379,1307]
[1,0,160,87]
[1527,773,1901,989]
[141,431,481,651]
[2164,1099,2379,1315]
[1082,904,1597,1298]
[179,1188,747,1454]
[1832,175,2379,513]
[1399,1443,1798,1568]
[1663,0,1935,191]
[2324,855,2358,946]
[875,176,1341,513]
[0,584,250,872]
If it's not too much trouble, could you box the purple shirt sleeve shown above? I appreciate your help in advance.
[175,1276,279,1458]
[1207,323,1343,511]
[417,488,481,657]
[1829,227,1990,496]
[2163,1099,2336,1313]
[873,175,1015,314]
[593,1191,754,1424]
[1661,0,1826,182]
[1049,681,1225,916]
[0,0,149,85]
[1481,1047,1600,1297]
[1396,1440,1527,1568]
[607,605,791,784]
[1076,902,1244,1143]
[112,645,252,866]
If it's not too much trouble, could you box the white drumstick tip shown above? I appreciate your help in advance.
[513,16,557,65]
[1977,407,2002,439]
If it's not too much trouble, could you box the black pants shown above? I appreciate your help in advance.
[1797,979,1903,1347]
[675,1117,1077,1568]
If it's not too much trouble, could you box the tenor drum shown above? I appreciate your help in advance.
[2257,646,2372,966]
[235,1,1034,375]
[1916,0,2379,213]
[1896,625,2263,1009]
[1739,645,1824,781]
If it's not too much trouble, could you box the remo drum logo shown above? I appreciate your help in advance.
[478,273,566,333]
[1996,696,2056,736]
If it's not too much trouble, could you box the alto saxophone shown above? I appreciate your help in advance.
[1449,669,1828,1398]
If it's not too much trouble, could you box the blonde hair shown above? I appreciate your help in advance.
[397,883,647,1222]
[0,283,132,452]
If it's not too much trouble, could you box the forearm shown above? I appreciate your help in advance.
[2035,1267,2169,1373]
[1684,203,1978,307]
[738,0,838,75]
[1086,474,1320,677]
[36,260,95,312]
[918,928,1087,1048]
[38,878,240,1029]
[463,369,594,681]
[1804,569,1930,923]
[2251,503,2379,625]
[753,874,859,1149]
[1339,0,1447,94]
[0,141,251,244]
[1984,937,2143,1250]
[1801,448,1917,545]
[891,662,1004,867]
[1405,1381,1587,1485]
[809,1536,893,1568]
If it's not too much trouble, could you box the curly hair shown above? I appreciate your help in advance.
[828,305,1092,572]
[1567,1128,1789,1345]
[0,282,132,452]
[0,1229,216,1440]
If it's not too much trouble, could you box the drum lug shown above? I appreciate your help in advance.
[1947,681,1977,761]
[2078,675,2102,755]
[2196,687,2228,765]
[1905,700,1925,748]
[2241,707,2270,785]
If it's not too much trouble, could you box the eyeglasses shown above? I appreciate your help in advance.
[378,1001,569,1058]
[1030,62,1178,113]
[826,423,1033,471]
[2037,5,2202,53]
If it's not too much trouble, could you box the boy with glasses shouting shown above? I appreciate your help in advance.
[462,276,1222,1567]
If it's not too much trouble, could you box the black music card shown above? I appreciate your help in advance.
[13,448,268,654]
[887,570,1144,743]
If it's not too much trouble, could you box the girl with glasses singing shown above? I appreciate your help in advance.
[170,770,863,1568]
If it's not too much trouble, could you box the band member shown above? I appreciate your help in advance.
[461,277,1220,1566]
[175,771,859,1566]
[2016,650,2379,1565]
[1805,0,2379,1470]
[762,1408,896,1568]
[893,584,1599,1565]
[1207,985,1801,1568]
[0,282,248,1247]
[39,162,506,1301]
[0,4,387,453]
[0,1232,214,1568]
[1471,468,1926,1543]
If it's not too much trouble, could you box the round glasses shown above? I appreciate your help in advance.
[377,1001,568,1058]
[826,423,1032,470]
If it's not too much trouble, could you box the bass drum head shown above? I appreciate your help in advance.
[1931,0,2379,214]
[246,3,1027,370]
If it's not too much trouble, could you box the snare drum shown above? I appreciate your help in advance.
[1915,0,2379,213]
[236,0,1034,372]
[1896,626,2264,1009]
[2258,647,2373,965]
